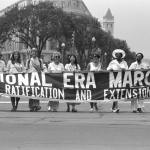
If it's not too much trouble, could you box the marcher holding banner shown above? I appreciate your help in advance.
[129,53,148,113]
[65,54,81,112]
[87,52,102,112]
[26,48,43,112]
[7,51,25,111]
[47,53,64,112]
[107,49,128,113]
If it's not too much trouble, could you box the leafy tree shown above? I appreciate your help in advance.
[0,2,72,57]
[0,1,135,67]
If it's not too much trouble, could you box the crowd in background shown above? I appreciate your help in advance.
[0,47,149,113]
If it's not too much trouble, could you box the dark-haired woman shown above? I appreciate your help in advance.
[48,53,64,112]
[87,53,102,112]
[65,54,81,112]
[7,51,25,111]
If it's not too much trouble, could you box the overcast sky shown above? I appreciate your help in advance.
[0,0,150,59]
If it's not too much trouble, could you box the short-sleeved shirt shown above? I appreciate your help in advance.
[129,61,148,70]
[48,62,64,73]
[7,60,24,74]
[88,62,102,71]
[107,59,128,71]
[65,63,80,71]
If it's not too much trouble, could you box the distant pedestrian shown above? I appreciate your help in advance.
[107,49,128,113]
[65,54,81,112]
[129,53,148,113]
[47,53,64,112]
[7,51,25,112]
[87,52,102,112]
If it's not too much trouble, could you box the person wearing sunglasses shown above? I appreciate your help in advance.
[87,52,102,112]
[47,53,64,112]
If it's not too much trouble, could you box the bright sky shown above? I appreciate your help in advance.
[0,0,150,59]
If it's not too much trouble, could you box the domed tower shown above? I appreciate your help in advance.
[103,8,114,35]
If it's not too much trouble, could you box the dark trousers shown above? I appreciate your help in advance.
[11,97,20,110]
[112,101,118,110]
[90,102,98,110]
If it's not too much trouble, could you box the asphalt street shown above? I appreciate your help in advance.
[0,97,150,150]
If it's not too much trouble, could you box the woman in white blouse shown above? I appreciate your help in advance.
[107,49,128,113]
[129,53,148,113]
[65,54,81,112]
[7,51,25,111]
[47,53,64,112]
[87,52,102,112]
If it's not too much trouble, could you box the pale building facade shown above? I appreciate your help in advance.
[0,0,92,63]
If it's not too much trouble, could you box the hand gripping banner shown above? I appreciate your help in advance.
[0,70,150,102]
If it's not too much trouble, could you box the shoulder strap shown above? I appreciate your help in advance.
[38,58,42,68]
[27,59,31,69]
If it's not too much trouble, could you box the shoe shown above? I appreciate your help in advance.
[137,108,143,113]
[116,109,120,113]
[48,106,51,112]
[72,109,77,112]
[66,109,70,112]
[132,110,137,113]
[30,109,34,112]
[53,109,57,112]
[36,106,41,111]
[11,107,16,112]
[90,108,94,112]
[112,109,119,113]
[95,107,99,112]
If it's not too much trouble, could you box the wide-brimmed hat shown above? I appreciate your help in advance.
[112,49,126,58]
[136,53,144,59]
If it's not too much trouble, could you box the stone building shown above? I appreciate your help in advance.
[0,0,92,63]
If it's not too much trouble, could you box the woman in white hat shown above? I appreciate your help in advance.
[129,53,148,113]
[107,49,128,113]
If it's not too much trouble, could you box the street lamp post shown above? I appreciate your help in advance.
[91,36,96,53]
[103,52,107,69]
[61,43,65,64]
[90,36,96,58]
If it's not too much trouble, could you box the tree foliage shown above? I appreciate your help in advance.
[0,1,135,67]
[0,2,72,57]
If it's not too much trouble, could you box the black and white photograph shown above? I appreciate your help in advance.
[0,0,150,150]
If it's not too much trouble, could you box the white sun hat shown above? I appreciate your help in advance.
[112,49,126,58]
